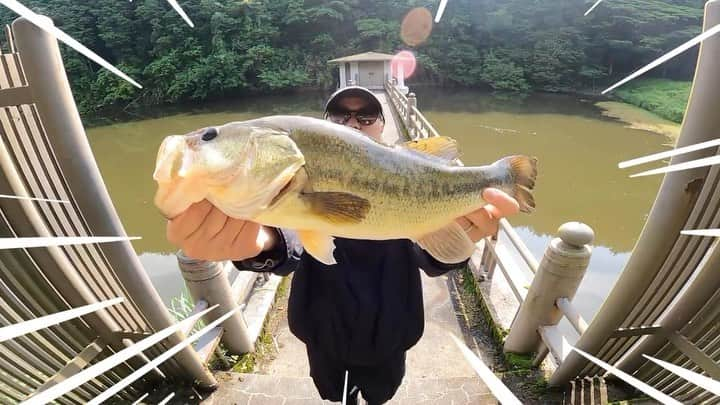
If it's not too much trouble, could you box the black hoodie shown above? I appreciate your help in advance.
[234,228,467,365]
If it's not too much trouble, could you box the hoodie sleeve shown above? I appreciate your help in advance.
[232,228,303,276]
[412,243,469,277]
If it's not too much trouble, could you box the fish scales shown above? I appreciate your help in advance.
[283,127,500,237]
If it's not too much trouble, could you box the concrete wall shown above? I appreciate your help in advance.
[338,60,390,89]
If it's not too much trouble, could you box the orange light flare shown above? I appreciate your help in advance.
[400,7,433,47]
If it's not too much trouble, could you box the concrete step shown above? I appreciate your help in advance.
[203,372,498,404]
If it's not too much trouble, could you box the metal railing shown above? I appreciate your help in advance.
[0,16,219,402]
[384,80,409,133]
[0,15,277,404]
[409,104,441,139]
[483,221,594,367]
[0,15,287,404]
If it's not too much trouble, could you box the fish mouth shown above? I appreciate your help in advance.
[153,135,187,183]
[153,135,208,219]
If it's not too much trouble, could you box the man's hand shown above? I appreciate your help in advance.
[166,200,274,261]
[456,188,520,242]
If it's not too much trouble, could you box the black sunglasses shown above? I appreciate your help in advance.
[327,109,383,126]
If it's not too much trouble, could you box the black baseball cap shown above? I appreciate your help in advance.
[324,86,384,119]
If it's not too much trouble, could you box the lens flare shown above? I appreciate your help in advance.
[391,51,417,79]
[400,7,433,47]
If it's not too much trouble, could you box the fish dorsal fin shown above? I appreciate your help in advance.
[297,230,337,265]
[300,191,370,224]
[403,136,460,161]
[416,221,476,264]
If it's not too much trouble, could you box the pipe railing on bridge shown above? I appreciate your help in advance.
[0,16,268,404]
[0,16,217,402]
[409,103,441,139]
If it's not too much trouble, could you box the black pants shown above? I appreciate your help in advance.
[306,346,406,405]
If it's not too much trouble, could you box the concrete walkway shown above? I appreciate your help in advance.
[204,273,494,404]
[374,92,402,145]
[266,273,481,380]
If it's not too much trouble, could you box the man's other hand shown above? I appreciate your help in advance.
[456,188,520,242]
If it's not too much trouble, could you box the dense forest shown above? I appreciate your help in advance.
[0,0,706,117]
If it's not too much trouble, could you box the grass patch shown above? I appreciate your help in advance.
[504,352,535,371]
[455,266,560,401]
[522,376,550,397]
[460,265,508,344]
[230,325,275,373]
[595,101,680,141]
[459,265,538,373]
[613,78,691,124]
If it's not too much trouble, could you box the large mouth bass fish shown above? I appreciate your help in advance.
[153,115,537,265]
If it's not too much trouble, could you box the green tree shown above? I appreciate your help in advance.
[479,51,530,93]
[0,0,705,118]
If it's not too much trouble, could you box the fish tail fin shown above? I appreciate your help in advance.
[495,155,538,213]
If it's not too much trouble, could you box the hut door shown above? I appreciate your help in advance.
[360,62,384,88]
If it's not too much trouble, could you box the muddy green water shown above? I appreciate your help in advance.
[87,88,672,322]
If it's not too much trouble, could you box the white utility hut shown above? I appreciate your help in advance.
[328,51,394,90]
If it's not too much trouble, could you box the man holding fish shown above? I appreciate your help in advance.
[157,86,533,404]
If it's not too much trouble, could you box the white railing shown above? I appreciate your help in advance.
[384,80,408,128]
[384,80,440,139]
[410,105,440,139]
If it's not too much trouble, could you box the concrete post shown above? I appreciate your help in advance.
[177,252,254,354]
[397,63,405,87]
[407,92,417,138]
[504,222,594,354]
[339,63,346,89]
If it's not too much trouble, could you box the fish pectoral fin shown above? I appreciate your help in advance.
[403,136,460,161]
[300,192,370,224]
[417,221,477,264]
[297,230,337,265]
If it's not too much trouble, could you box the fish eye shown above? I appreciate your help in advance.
[201,127,218,141]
